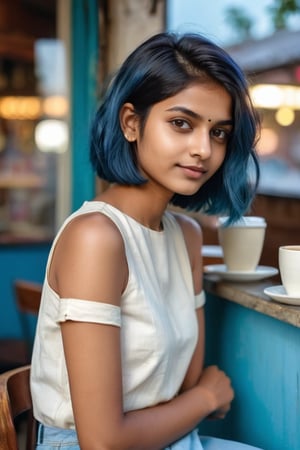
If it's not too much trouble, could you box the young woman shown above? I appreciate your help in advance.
[31,32,262,449]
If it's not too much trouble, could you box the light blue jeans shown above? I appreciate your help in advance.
[36,424,78,449]
[36,424,263,449]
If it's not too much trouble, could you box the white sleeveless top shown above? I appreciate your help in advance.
[30,201,205,429]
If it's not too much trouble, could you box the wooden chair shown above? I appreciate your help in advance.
[0,281,41,373]
[14,280,42,353]
[14,280,42,316]
[0,365,36,450]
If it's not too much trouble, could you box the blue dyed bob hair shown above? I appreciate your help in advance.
[90,32,260,223]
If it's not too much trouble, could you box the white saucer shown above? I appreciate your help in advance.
[202,245,223,258]
[204,264,278,282]
[264,285,300,305]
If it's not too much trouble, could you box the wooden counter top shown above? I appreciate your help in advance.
[203,275,300,328]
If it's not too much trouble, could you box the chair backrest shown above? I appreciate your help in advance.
[0,365,36,450]
[14,280,42,315]
[14,280,42,359]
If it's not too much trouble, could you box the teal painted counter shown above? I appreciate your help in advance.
[0,242,50,339]
[199,276,300,450]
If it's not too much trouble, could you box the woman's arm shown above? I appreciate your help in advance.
[175,213,234,420]
[50,213,233,450]
[180,307,205,392]
[174,213,205,391]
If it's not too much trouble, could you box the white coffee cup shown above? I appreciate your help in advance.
[217,216,267,272]
[279,245,300,296]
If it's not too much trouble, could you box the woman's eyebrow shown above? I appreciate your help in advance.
[166,106,200,120]
[166,106,233,125]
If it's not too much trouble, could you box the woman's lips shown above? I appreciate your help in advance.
[178,164,207,179]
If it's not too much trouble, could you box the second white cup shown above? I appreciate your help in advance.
[279,245,300,296]
[218,216,267,272]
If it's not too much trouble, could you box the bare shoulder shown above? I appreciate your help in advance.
[171,211,203,245]
[60,211,124,252]
[171,212,203,280]
[50,212,127,300]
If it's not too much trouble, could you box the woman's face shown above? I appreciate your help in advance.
[134,80,233,199]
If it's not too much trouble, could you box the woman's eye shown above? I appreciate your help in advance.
[171,119,191,129]
[211,128,230,142]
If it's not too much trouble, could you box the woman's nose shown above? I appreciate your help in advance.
[190,132,211,159]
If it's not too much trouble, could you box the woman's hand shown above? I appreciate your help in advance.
[196,365,234,419]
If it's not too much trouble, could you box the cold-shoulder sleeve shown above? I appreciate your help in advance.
[195,291,206,309]
[57,298,121,327]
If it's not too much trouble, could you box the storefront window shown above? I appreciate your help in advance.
[0,0,68,242]
[251,67,300,197]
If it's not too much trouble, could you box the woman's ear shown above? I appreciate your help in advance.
[119,103,139,142]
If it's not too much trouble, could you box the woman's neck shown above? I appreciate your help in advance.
[95,184,172,232]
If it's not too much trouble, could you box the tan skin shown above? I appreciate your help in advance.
[49,80,234,450]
